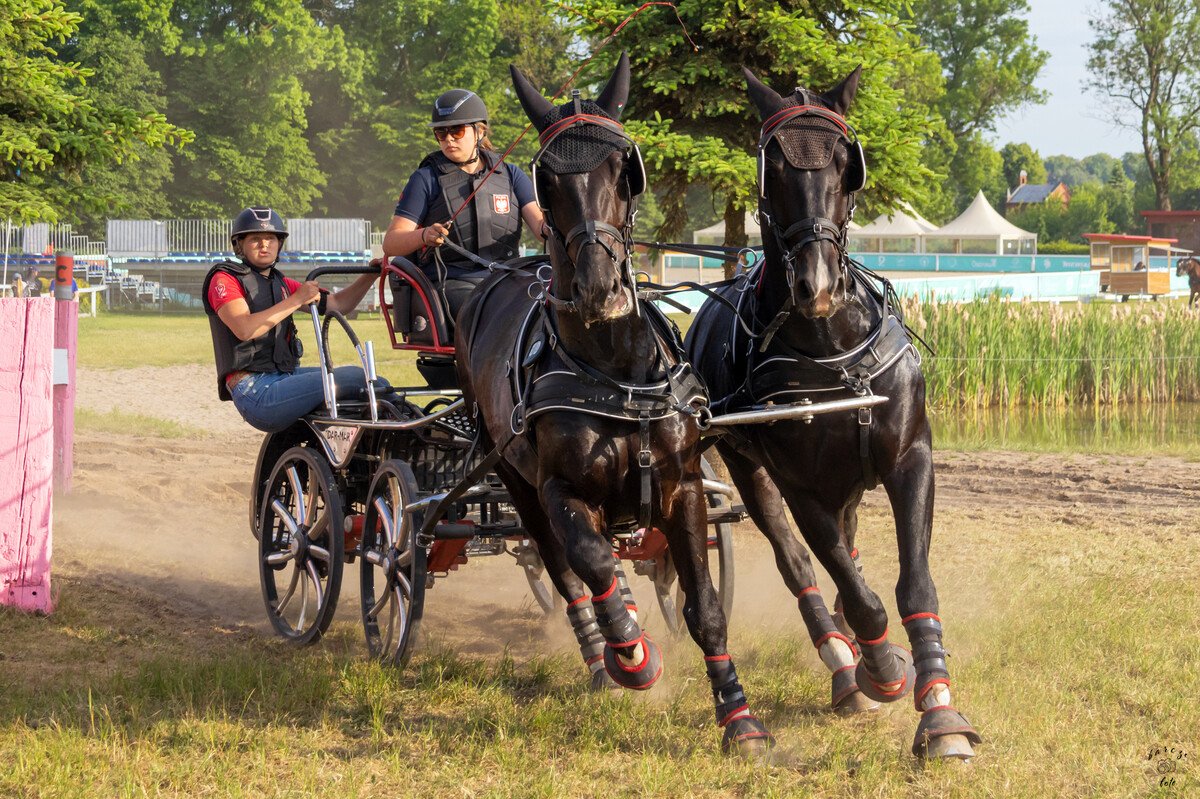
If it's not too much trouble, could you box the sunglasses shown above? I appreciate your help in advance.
[434,124,472,142]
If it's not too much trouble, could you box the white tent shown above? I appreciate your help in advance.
[925,191,1037,255]
[848,206,937,253]
[693,212,860,247]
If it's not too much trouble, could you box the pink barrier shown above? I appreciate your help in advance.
[0,298,60,613]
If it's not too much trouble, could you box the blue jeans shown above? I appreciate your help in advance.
[230,366,374,432]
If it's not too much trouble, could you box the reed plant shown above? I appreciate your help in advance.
[905,296,1200,408]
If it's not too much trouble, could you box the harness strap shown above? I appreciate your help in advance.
[638,413,653,530]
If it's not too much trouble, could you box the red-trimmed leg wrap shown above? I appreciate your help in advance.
[592,580,641,645]
[902,614,951,711]
[566,599,614,681]
[603,633,662,690]
[613,561,638,617]
[797,588,852,652]
[912,706,982,759]
[706,657,773,754]
[854,635,916,703]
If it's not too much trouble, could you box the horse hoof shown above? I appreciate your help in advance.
[721,715,774,759]
[912,706,982,760]
[831,666,881,715]
[835,689,881,715]
[603,634,663,691]
[855,644,916,703]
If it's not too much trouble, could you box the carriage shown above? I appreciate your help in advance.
[247,258,743,663]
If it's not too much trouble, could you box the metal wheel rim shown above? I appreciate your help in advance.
[361,460,426,667]
[258,446,344,644]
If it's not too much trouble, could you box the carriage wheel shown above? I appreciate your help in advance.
[258,446,345,645]
[653,458,735,635]
[514,538,562,616]
[360,460,428,668]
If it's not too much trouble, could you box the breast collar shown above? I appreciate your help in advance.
[507,298,708,436]
[716,266,918,410]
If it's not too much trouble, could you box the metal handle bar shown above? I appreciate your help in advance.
[303,263,382,281]
[702,394,888,429]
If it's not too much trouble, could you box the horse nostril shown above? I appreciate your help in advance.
[611,277,620,296]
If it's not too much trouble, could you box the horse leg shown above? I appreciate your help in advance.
[832,497,864,639]
[541,479,663,691]
[494,461,614,689]
[662,476,773,758]
[882,438,982,761]
[784,491,916,706]
[719,444,877,714]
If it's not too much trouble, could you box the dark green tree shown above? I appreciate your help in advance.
[563,0,947,268]
[0,0,189,223]
[1000,142,1047,190]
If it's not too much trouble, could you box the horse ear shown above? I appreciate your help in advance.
[596,51,631,120]
[822,65,863,115]
[742,66,786,120]
[510,64,554,130]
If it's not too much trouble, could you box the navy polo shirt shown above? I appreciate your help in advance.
[394,160,536,224]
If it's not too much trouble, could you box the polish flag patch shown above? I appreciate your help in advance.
[492,194,510,214]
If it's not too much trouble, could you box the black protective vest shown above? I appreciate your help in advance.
[417,150,522,277]
[202,260,300,401]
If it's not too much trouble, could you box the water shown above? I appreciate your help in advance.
[930,403,1200,456]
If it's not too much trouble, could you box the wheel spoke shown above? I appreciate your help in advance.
[304,469,320,529]
[271,499,299,536]
[297,570,310,632]
[309,545,330,563]
[396,547,412,568]
[373,496,395,548]
[276,566,300,614]
[266,550,295,566]
[381,589,396,652]
[392,583,408,646]
[307,560,323,614]
[287,465,306,526]
[369,585,390,619]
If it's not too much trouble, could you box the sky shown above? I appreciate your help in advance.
[990,0,1144,160]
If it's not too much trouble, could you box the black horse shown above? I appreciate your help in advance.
[1177,257,1200,306]
[454,54,772,757]
[685,67,981,761]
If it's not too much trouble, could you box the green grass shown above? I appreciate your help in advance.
[3,506,1197,797]
[908,295,1200,408]
[75,408,203,438]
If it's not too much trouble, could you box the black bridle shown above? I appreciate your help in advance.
[753,102,863,348]
[530,100,644,316]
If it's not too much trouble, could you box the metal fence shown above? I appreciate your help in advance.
[10,222,107,258]
[107,218,373,256]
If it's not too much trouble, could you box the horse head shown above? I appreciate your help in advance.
[1177,257,1197,277]
[511,53,643,327]
[744,66,864,319]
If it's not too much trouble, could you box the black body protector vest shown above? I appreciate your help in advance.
[418,150,522,277]
[202,260,301,401]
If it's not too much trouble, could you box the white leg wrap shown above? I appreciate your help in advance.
[920,683,952,711]
[617,642,646,666]
[818,638,856,672]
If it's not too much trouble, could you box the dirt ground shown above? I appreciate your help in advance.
[54,365,1200,662]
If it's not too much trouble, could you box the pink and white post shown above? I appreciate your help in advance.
[1,251,77,614]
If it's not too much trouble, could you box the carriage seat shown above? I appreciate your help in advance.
[387,257,453,350]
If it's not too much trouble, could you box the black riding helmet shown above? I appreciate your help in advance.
[430,89,488,128]
[231,207,288,245]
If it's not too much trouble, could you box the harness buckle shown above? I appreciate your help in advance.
[858,406,872,426]
[638,448,652,468]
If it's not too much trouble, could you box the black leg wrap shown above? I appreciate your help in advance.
[566,599,613,688]
[902,615,951,710]
[706,657,774,755]
[854,635,916,703]
[797,589,835,643]
[594,580,660,690]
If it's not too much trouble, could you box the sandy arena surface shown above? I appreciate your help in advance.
[55,366,1200,657]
